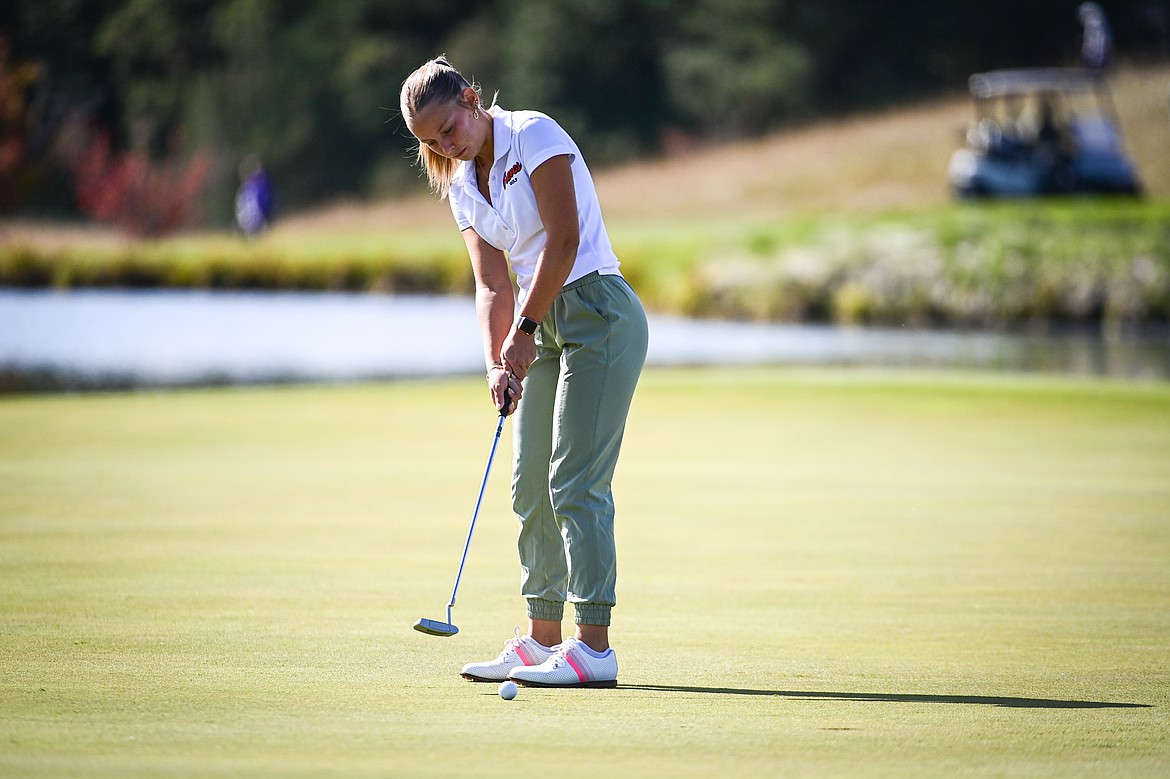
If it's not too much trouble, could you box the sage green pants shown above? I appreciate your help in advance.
[512,272,648,627]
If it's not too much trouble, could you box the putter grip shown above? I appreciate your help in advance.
[499,387,511,417]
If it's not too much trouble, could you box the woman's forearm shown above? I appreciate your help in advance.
[476,283,516,367]
[519,234,578,323]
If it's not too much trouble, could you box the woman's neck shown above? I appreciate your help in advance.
[474,111,494,174]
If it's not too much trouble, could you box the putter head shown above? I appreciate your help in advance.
[413,617,459,637]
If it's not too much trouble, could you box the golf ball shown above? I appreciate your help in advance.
[498,680,518,700]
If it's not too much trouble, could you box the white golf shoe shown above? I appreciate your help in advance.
[460,628,556,682]
[507,637,618,688]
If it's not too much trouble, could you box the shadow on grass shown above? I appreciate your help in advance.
[618,685,1150,709]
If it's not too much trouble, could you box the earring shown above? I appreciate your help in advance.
[473,109,480,119]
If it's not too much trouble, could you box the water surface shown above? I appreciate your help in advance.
[1,290,1166,389]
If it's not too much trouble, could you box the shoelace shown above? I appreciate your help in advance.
[496,626,525,660]
[547,638,579,668]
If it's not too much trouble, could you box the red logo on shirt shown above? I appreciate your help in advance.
[502,162,522,189]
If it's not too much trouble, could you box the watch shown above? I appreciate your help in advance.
[517,316,539,336]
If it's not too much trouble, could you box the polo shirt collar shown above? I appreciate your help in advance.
[489,108,511,167]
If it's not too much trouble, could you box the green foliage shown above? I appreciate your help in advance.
[93,0,211,140]
[663,0,812,136]
[6,0,1168,222]
[665,200,1170,330]
[0,232,472,294]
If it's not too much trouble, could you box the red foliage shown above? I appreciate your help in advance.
[70,129,212,236]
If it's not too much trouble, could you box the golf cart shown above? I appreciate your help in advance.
[948,68,1142,198]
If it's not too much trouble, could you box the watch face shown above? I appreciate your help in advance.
[519,317,538,335]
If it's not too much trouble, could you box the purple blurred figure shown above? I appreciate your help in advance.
[235,154,272,238]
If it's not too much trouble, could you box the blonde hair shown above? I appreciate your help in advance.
[400,56,491,199]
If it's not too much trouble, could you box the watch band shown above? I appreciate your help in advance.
[517,316,539,336]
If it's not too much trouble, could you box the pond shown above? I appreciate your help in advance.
[1,289,1167,390]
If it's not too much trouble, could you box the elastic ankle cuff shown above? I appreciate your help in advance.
[526,598,564,622]
[574,603,612,627]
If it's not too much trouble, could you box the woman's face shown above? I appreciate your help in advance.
[407,94,484,162]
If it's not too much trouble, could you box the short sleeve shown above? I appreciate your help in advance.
[449,190,472,231]
[516,114,577,173]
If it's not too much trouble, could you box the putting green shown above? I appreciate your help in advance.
[1,368,1167,777]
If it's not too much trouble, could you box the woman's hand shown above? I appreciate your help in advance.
[500,329,537,382]
[487,365,523,416]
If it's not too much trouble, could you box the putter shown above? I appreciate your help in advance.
[414,390,511,637]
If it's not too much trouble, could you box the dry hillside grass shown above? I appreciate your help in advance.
[596,65,1169,222]
[595,97,971,221]
[275,64,1168,236]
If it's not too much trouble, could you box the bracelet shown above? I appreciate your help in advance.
[486,363,505,376]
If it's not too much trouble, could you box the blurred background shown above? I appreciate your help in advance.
[2,0,1168,227]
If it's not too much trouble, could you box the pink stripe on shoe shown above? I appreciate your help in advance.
[563,650,590,683]
[515,643,539,666]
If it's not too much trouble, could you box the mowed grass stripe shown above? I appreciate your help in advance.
[1,368,1167,777]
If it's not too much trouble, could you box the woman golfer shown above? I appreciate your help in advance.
[400,56,647,688]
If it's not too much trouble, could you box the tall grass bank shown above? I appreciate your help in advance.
[666,201,1170,332]
[3,201,1168,331]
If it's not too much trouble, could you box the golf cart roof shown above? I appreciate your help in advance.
[969,68,1106,99]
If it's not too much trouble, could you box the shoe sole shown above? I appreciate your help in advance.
[510,677,618,689]
[460,672,507,682]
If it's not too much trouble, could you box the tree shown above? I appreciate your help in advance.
[662,0,812,139]
[0,34,39,209]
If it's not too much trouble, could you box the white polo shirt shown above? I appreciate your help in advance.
[449,108,621,302]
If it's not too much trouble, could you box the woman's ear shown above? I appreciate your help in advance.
[462,86,480,110]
